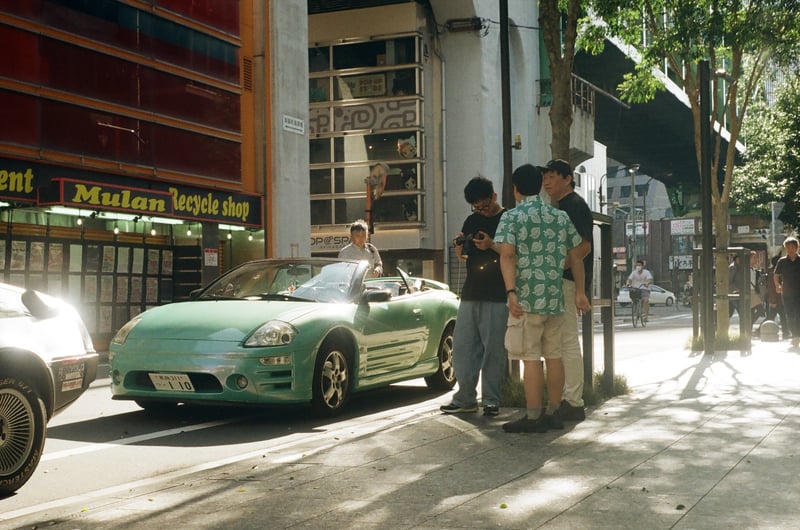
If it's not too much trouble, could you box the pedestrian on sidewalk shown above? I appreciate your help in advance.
[541,159,592,422]
[728,254,742,317]
[440,176,508,417]
[748,250,766,324]
[766,252,789,339]
[773,236,800,347]
[495,164,590,433]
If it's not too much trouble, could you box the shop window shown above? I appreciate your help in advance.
[332,37,416,70]
[309,34,424,229]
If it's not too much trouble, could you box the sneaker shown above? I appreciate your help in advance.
[558,400,586,422]
[440,403,478,414]
[482,405,500,417]
[544,410,564,430]
[502,415,548,433]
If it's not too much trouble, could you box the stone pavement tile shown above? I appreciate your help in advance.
[293,499,465,529]
[549,487,696,529]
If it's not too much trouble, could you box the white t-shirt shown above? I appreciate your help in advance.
[627,268,653,290]
[338,242,383,275]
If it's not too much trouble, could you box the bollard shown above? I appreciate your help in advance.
[759,320,779,342]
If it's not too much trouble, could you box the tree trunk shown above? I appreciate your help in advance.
[538,0,580,161]
[714,199,731,339]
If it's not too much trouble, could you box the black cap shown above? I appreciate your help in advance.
[537,159,573,177]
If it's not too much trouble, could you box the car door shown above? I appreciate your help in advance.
[357,276,428,381]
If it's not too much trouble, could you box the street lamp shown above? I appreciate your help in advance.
[627,164,640,270]
[597,163,640,214]
[641,176,654,259]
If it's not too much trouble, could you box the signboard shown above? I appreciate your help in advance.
[0,158,37,203]
[3,157,264,227]
[310,233,351,252]
[672,255,693,270]
[342,73,386,98]
[670,218,695,235]
[625,221,647,237]
[204,248,218,267]
[282,114,305,135]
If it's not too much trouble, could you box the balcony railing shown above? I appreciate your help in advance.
[537,74,597,116]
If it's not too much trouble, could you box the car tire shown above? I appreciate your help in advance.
[311,340,351,416]
[0,376,47,495]
[666,297,674,306]
[424,323,457,391]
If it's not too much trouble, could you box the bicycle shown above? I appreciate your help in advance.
[629,286,647,328]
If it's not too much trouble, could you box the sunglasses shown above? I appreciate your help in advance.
[471,200,492,213]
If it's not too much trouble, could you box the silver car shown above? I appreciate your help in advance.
[0,283,98,495]
[617,285,676,306]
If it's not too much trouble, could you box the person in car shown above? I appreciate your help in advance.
[339,219,383,277]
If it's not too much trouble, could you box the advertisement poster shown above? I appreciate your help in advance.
[146,277,158,303]
[130,277,142,303]
[99,306,112,333]
[29,241,44,272]
[116,276,129,302]
[86,245,99,273]
[100,275,114,303]
[48,243,64,272]
[10,241,26,270]
[162,250,173,275]
[84,275,97,302]
[147,249,160,275]
[102,246,116,272]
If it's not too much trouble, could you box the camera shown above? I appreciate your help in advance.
[454,232,484,256]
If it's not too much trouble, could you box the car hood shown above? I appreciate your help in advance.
[129,300,327,341]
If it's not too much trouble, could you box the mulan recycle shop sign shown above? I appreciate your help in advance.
[2,158,261,225]
[42,178,261,227]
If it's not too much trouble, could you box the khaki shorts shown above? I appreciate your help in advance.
[505,312,564,361]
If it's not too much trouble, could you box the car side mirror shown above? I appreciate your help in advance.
[21,289,60,319]
[361,288,392,304]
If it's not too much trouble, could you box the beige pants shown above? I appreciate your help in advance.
[561,279,584,407]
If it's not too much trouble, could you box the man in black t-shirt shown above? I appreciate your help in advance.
[774,236,800,347]
[542,159,592,422]
[440,176,508,417]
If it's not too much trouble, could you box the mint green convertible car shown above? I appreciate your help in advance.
[109,258,458,416]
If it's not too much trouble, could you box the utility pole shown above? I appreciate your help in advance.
[630,166,637,269]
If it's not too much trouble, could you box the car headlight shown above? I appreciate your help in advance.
[244,320,298,347]
[111,316,142,345]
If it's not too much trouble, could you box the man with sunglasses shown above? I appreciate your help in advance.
[441,176,508,417]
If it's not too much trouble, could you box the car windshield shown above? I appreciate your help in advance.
[197,260,361,303]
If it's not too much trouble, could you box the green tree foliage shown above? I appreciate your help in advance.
[732,78,800,231]
[586,0,800,338]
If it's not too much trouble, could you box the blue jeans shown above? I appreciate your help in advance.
[450,300,508,407]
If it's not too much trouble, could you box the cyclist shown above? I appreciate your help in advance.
[626,260,654,317]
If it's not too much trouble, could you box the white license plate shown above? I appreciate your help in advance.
[148,373,195,392]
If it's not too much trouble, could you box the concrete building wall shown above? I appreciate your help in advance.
[269,0,310,258]
[430,1,545,282]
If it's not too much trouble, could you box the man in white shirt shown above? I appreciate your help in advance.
[626,259,654,315]
[338,219,383,277]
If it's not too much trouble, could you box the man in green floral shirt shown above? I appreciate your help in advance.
[494,164,591,433]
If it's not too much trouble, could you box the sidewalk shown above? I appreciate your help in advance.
[10,338,800,529]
